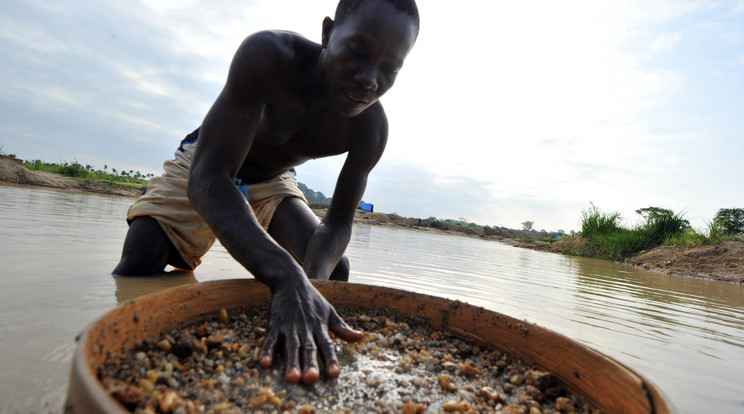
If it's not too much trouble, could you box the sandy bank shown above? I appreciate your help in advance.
[0,155,142,197]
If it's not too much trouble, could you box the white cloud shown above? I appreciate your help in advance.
[650,32,683,52]
[0,0,742,232]
[736,0,744,14]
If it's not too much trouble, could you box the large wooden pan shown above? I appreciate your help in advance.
[66,279,672,413]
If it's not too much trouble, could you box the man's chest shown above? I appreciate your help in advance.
[252,104,349,159]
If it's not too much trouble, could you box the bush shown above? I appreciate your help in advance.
[576,204,697,260]
[580,204,621,237]
[638,209,689,246]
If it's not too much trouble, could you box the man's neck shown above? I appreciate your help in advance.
[298,50,332,116]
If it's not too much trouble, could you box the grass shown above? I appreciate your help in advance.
[664,219,728,247]
[23,159,148,188]
[580,204,622,236]
[569,204,729,261]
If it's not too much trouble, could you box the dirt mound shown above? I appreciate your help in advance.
[519,235,744,284]
[627,241,744,284]
[0,156,141,197]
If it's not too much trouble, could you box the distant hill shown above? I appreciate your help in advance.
[297,182,331,205]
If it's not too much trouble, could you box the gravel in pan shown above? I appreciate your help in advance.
[98,307,601,414]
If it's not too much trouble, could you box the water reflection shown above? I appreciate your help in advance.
[1,184,743,414]
[344,226,744,414]
[114,271,197,304]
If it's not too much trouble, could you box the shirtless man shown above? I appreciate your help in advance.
[113,0,419,385]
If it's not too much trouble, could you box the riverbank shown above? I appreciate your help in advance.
[2,156,741,284]
[0,155,142,197]
[345,209,743,284]
[516,236,743,285]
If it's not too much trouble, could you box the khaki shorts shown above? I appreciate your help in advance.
[127,139,308,269]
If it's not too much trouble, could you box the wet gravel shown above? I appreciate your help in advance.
[99,307,601,413]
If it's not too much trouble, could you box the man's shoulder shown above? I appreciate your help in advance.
[238,30,319,68]
[344,102,389,156]
[353,102,389,135]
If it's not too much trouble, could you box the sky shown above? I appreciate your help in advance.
[1,0,743,233]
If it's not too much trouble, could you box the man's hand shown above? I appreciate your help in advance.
[258,278,364,384]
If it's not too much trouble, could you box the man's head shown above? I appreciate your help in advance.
[321,0,419,117]
[334,0,420,39]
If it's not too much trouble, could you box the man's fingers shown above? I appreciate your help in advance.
[329,311,365,342]
[259,329,279,369]
[300,336,320,385]
[283,332,301,383]
[317,330,341,379]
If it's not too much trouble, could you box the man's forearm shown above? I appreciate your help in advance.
[188,173,305,291]
[302,220,352,280]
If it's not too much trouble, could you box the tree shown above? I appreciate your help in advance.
[635,206,672,220]
[521,221,534,231]
[714,208,744,236]
[635,206,689,228]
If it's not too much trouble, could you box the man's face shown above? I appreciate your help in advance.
[322,0,417,117]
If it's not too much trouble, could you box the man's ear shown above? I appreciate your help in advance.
[321,16,334,48]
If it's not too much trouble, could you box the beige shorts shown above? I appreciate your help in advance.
[127,139,308,269]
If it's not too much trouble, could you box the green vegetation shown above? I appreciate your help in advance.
[714,208,744,236]
[23,159,150,188]
[569,203,740,261]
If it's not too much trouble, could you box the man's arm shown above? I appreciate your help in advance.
[187,32,362,385]
[189,32,293,290]
[303,112,389,280]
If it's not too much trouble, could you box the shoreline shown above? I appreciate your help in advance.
[2,156,741,284]
[0,156,142,197]
[347,210,743,284]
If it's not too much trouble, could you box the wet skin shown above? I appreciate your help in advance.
[115,1,417,385]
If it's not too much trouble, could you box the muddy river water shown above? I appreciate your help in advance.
[1,183,743,413]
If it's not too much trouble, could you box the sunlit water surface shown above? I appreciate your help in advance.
[1,184,743,413]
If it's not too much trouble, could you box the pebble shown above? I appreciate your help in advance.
[156,339,171,352]
[171,336,195,358]
[218,308,228,324]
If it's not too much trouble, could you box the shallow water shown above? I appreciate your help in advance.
[1,183,743,413]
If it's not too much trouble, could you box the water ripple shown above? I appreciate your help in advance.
[1,185,743,414]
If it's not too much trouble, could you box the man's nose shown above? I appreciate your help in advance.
[354,69,378,91]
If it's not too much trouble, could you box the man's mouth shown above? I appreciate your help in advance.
[345,93,369,105]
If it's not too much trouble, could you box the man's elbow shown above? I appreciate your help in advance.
[321,214,354,235]
[186,171,206,207]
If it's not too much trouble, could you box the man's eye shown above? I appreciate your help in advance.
[348,44,364,56]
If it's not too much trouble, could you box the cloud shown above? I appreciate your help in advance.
[650,32,683,52]
[0,0,742,233]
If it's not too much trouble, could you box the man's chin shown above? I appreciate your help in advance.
[339,107,366,117]
[335,100,372,117]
